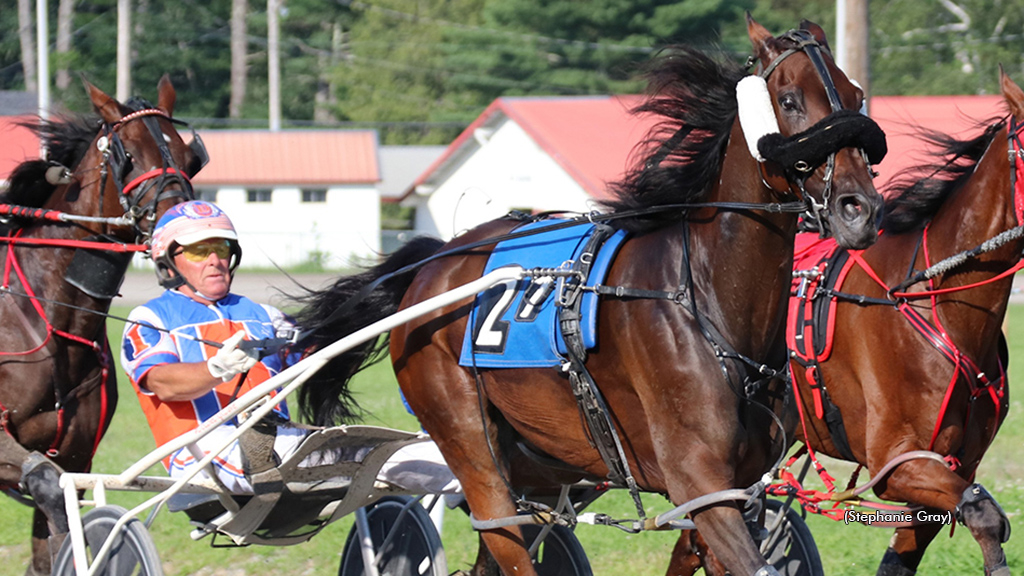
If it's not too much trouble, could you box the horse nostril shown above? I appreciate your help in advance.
[839,196,864,221]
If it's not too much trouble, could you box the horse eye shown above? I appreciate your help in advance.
[778,93,800,112]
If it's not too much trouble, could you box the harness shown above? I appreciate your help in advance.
[0,107,200,472]
[776,118,1024,518]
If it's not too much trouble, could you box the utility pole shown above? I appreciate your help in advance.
[36,0,49,123]
[117,0,131,102]
[268,0,281,131]
[836,0,870,110]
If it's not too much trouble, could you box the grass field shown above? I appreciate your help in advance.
[1,304,1022,575]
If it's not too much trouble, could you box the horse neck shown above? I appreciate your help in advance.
[913,127,1019,360]
[686,123,797,357]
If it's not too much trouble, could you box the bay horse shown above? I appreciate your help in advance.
[294,17,885,576]
[0,77,202,575]
[785,69,1024,576]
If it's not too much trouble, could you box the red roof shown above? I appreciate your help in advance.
[0,117,40,181]
[870,95,1005,188]
[192,130,380,186]
[409,96,655,201]
[409,94,1011,199]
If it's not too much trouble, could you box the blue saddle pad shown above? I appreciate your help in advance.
[458,220,628,368]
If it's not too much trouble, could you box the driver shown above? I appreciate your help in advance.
[121,201,457,495]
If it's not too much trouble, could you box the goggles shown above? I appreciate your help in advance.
[177,239,233,262]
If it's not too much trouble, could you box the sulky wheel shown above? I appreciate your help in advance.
[339,496,446,576]
[522,523,592,576]
[52,505,163,576]
[761,498,824,576]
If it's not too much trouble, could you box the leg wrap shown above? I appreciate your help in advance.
[751,566,782,576]
[19,452,69,534]
[955,483,1011,543]
[876,547,916,576]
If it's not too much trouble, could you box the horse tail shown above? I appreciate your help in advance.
[291,236,445,426]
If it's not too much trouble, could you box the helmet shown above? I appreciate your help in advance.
[151,200,242,289]
[151,200,237,260]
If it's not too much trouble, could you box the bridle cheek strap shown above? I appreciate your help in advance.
[1009,119,1024,225]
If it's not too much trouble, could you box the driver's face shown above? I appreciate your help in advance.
[173,239,232,303]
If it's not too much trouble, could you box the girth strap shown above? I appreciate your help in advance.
[557,224,647,520]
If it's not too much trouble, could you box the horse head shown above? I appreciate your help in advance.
[744,16,884,249]
[67,75,204,244]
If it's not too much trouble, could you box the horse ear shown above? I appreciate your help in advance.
[746,13,777,61]
[157,74,177,116]
[999,65,1024,121]
[799,20,832,51]
[83,78,125,124]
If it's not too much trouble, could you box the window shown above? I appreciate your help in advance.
[194,189,217,202]
[247,188,272,203]
[302,188,327,203]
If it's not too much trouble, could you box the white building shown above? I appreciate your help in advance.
[192,130,381,270]
[402,95,652,240]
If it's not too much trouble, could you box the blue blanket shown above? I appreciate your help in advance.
[458,220,627,368]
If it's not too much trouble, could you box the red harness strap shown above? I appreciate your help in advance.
[0,232,114,459]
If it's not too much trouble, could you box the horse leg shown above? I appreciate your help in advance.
[872,458,1010,575]
[20,451,69,573]
[2,433,69,574]
[666,530,728,576]
[27,510,57,576]
[877,524,943,576]
[399,371,536,575]
[957,483,1011,576]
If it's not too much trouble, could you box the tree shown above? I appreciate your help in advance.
[230,0,248,118]
[870,0,1024,95]
[18,0,37,93]
[56,0,76,90]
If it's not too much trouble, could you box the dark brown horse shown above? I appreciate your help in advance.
[786,70,1024,576]
[294,17,885,576]
[0,77,201,575]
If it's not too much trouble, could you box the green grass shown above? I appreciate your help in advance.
[1,306,1023,575]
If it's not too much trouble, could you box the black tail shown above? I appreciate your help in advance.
[291,236,445,426]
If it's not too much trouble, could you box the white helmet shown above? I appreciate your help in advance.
[151,200,241,288]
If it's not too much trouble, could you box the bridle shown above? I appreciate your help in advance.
[752,30,885,234]
[96,107,205,242]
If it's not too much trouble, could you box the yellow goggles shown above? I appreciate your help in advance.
[179,239,232,262]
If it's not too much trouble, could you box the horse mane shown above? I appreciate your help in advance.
[882,118,1006,233]
[1,113,100,217]
[604,46,747,232]
[2,97,156,213]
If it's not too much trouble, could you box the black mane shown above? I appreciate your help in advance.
[2,114,100,210]
[604,46,746,232]
[882,118,1006,233]
[1,97,156,214]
